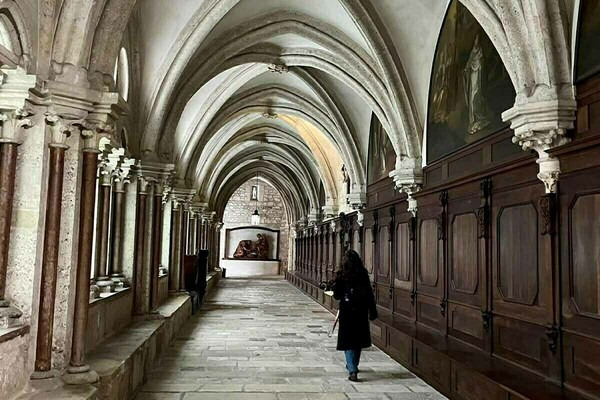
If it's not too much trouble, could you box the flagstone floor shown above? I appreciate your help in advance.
[137,276,447,400]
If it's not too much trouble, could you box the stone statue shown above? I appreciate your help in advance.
[233,234,270,260]
[463,34,490,134]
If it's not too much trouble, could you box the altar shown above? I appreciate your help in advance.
[221,226,281,277]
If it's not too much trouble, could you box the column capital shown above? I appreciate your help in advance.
[45,112,87,148]
[0,108,34,145]
[389,155,423,215]
[321,204,337,220]
[502,98,577,193]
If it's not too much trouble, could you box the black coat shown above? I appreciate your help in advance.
[333,269,377,351]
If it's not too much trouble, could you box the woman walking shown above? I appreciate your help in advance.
[332,250,378,381]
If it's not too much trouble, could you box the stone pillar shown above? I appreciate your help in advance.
[64,127,104,385]
[0,109,33,314]
[94,158,115,294]
[215,222,224,270]
[32,114,73,379]
[133,177,149,315]
[110,158,134,290]
[169,200,181,292]
[179,201,189,290]
[150,180,164,310]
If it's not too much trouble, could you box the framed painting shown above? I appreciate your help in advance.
[575,0,600,82]
[426,0,515,162]
[367,114,396,185]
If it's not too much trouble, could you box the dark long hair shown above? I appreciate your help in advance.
[336,250,368,282]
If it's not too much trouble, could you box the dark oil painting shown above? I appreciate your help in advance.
[367,113,396,185]
[576,0,600,82]
[427,0,515,162]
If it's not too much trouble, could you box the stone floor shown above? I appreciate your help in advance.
[137,276,447,400]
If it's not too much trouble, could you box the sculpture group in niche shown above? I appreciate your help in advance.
[233,233,270,260]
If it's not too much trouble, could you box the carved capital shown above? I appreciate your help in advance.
[44,112,80,148]
[0,108,34,144]
[503,98,576,193]
[390,155,423,215]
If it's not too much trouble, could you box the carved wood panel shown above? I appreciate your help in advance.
[497,204,538,306]
[450,213,479,295]
[418,219,439,287]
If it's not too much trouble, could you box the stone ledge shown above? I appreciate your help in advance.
[86,270,221,400]
[0,324,29,344]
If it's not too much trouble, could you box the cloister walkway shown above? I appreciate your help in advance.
[137,276,446,400]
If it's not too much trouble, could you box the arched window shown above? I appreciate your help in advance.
[114,47,130,100]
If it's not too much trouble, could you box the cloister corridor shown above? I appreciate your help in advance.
[136,277,446,400]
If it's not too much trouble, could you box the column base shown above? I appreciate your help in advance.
[89,283,100,300]
[30,369,55,380]
[63,365,99,385]
[96,276,115,295]
[110,273,131,292]
[0,303,22,328]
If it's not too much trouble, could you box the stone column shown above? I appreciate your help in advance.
[215,222,224,270]
[64,127,104,385]
[0,109,32,313]
[179,201,190,290]
[150,180,164,310]
[133,177,149,315]
[94,157,115,294]
[32,114,73,379]
[110,158,134,290]
[169,200,181,292]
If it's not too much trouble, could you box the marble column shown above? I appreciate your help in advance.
[150,180,164,310]
[65,131,101,384]
[110,159,134,290]
[179,202,189,291]
[0,142,18,305]
[133,177,149,315]
[169,201,181,292]
[94,159,114,294]
[32,115,71,379]
[0,110,33,317]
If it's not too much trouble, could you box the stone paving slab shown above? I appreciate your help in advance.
[137,276,447,400]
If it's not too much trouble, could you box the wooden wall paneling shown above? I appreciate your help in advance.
[446,179,488,350]
[375,206,394,311]
[415,191,447,334]
[364,211,376,281]
[393,200,416,322]
[559,163,600,397]
[491,177,555,377]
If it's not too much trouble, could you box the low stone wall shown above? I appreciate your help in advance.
[87,270,222,400]
[86,289,134,353]
[0,326,30,400]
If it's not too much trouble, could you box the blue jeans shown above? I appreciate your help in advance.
[345,349,362,374]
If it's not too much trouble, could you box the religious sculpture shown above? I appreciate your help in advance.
[233,233,270,259]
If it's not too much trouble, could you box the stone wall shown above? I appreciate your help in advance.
[222,180,290,269]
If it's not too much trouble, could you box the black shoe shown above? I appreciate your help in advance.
[348,372,358,382]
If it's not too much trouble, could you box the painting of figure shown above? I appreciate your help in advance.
[576,0,600,82]
[367,114,396,185]
[427,0,515,162]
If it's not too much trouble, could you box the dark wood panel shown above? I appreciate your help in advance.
[387,328,412,364]
[497,203,538,305]
[418,219,439,287]
[413,342,450,389]
[395,222,411,286]
[394,287,414,321]
[563,332,600,399]
[450,213,479,295]
[451,363,508,400]
[493,315,549,376]
[448,303,484,349]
